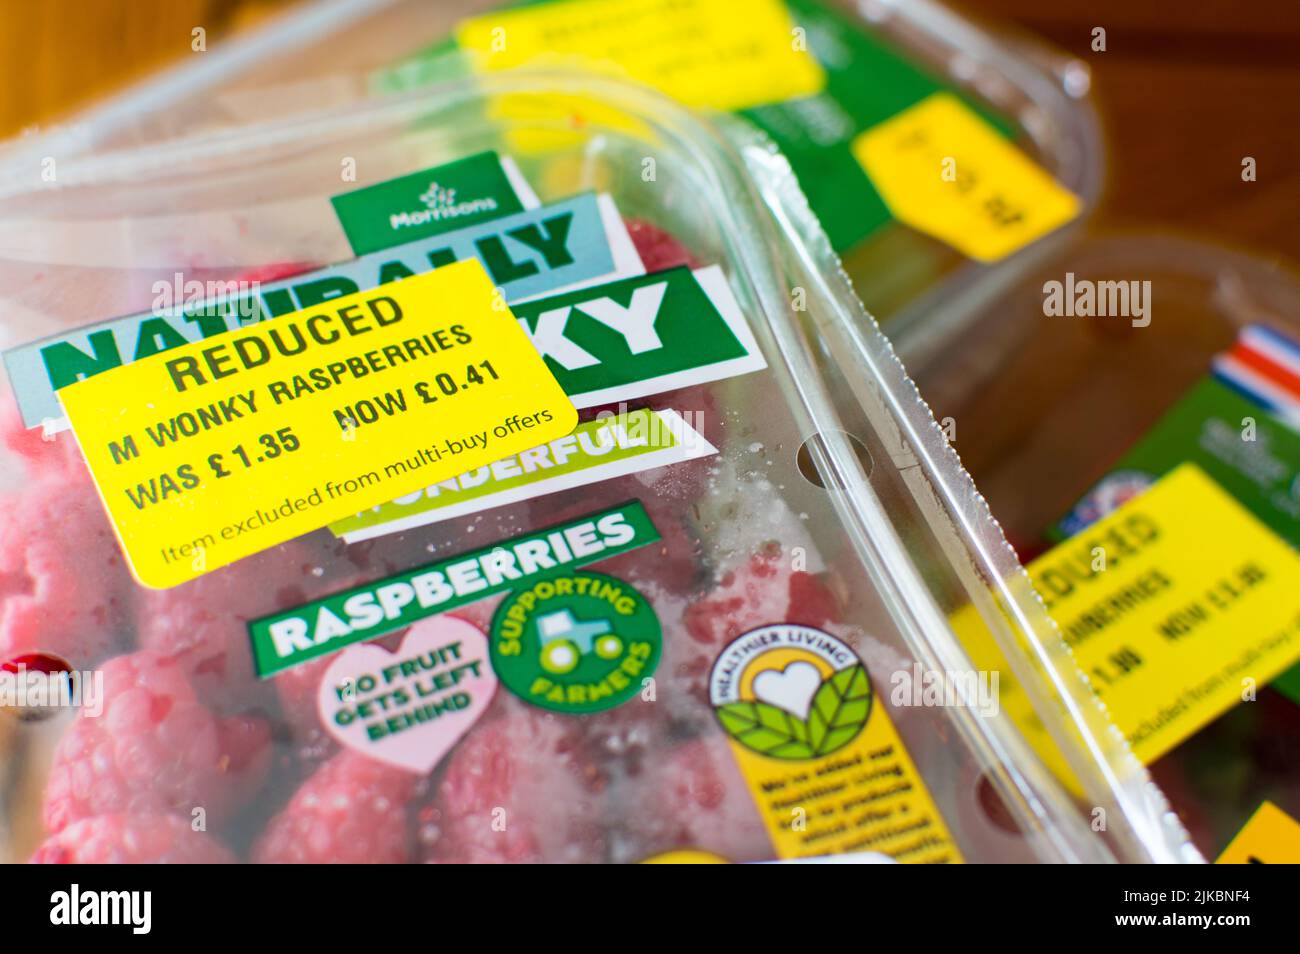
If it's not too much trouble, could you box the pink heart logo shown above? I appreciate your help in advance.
[317,615,497,774]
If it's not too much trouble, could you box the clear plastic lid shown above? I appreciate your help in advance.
[0,72,1190,863]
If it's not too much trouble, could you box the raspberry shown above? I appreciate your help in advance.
[138,538,356,710]
[234,262,314,285]
[607,735,771,863]
[626,219,699,272]
[42,650,271,833]
[654,544,841,719]
[252,751,418,864]
[1,396,77,474]
[30,813,237,864]
[0,471,131,669]
[684,543,840,647]
[271,652,338,759]
[421,698,604,863]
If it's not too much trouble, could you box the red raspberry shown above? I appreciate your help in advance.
[626,219,699,272]
[138,538,355,710]
[0,471,131,669]
[684,543,840,647]
[421,699,604,863]
[271,652,337,758]
[42,650,271,833]
[30,813,237,864]
[233,262,314,285]
[661,544,841,717]
[1,395,77,474]
[609,735,771,863]
[252,751,417,864]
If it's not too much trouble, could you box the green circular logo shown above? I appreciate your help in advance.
[489,570,661,714]
[709,625,872,760]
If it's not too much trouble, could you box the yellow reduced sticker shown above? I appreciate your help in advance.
[58,262,577,589]
[454,0,825,112]
[851,92,1081,262]
[1026,463,1300,765]
[1217,801,1300,864]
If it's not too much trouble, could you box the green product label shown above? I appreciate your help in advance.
[489,570,661,713]
[249,500,659,676]
[511,265,765,408]
[740,0,1015,252]
[5,192,614,429]
[331,150,531,254]
[368,1,1018,255]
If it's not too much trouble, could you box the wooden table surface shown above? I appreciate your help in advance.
[963,0,1300,265]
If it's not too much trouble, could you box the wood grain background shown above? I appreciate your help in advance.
[964,0,1300,265]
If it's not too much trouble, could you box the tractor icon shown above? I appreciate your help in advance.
[536,609,624,674]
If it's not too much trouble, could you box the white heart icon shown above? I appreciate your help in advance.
[752,660,823,721]
[317,615,497,774]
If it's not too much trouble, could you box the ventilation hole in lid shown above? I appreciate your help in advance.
[795,431,874,489]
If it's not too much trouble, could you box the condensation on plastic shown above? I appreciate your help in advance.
[0,0,1103,368]
[0,69,1193,863]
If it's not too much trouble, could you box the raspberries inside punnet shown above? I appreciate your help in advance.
[253,752,418,864]
[421,699,604,864]
[42,650,271,834]
[30,814,237,864]
[0,471,130,668]
[684,543,840,646]
[9,211,861,866]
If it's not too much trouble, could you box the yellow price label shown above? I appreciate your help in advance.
[455,0,825,112]
[708,625,963,863]
[1027,464,1300,765]
[852,92,1081,262]
[59,262,577,589]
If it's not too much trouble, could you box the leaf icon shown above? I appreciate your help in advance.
[716,700,816,759]
[715,665,873,761]
[806,665,871,756]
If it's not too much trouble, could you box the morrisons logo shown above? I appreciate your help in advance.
[389,180,500,230]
